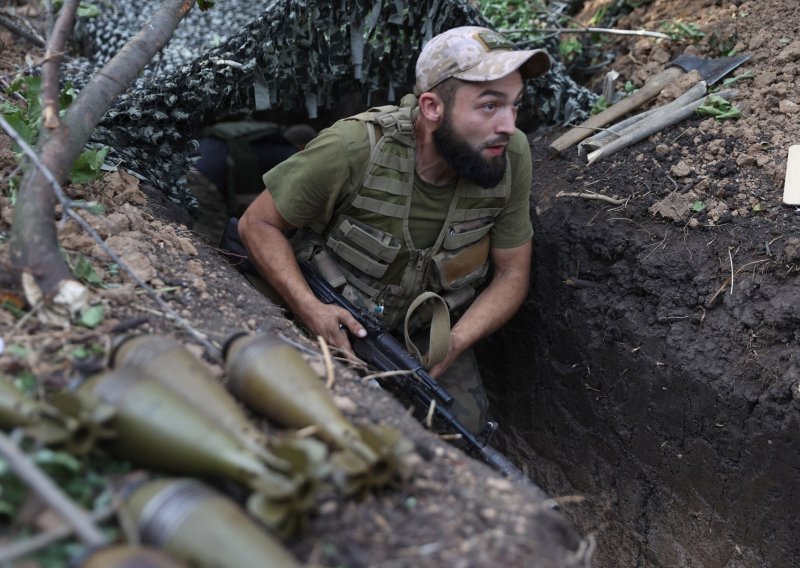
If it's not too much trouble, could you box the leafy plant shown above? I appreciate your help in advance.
[478,0,546,30]
[691,200,706,213]
[696,95,741,120]
[0,76,108,184]
[71,254,103,286]
[721,70,754,88]
[590,95,609,115]
[79,305,105,328]
[659,20,705,42]
[559,37,583,62]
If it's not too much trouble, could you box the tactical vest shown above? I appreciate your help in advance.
[306,94,512,333]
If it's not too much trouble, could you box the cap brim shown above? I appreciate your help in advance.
[453,49,551,83]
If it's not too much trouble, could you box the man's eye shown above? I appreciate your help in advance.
[513,100,522,109]
[482,102,496,111]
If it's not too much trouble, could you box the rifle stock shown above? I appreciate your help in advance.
[299,261,525,480]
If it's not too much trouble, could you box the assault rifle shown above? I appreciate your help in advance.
[299,261,525,480]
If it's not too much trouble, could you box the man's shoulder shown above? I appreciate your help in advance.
[324,118,373,152]
[506,129,530,159]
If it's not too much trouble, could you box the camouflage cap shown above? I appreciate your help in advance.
[415,26,551,93]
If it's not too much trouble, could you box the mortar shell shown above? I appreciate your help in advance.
[126,478,301,568]
[81,367,297,498]
[75,544,186,568]
[0,376,41,429]
[111,335,289,473]
[225,333,378,464]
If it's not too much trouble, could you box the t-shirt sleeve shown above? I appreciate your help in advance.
[262,121,369,234]
[490,129,534,249]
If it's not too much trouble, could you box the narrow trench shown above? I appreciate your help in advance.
[475,201,798,567]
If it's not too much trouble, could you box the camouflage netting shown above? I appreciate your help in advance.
[63,0,598,209]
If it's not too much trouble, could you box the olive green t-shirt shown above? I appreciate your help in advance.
[263,118,533,249]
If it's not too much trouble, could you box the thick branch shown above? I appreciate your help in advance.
[9,0,196,298]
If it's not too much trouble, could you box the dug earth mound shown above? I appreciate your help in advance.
[479,0,799,566]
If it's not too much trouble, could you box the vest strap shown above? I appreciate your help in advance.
[403,292,451,369]
[351,194,408,218]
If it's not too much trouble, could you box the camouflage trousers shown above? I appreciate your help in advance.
[433,347,488,436]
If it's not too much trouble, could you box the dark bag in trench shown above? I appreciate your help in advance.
[218,217,258,276]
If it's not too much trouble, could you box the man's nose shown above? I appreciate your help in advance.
[495,107,517,135]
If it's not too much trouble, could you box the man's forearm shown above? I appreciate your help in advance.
[238,211,317,321]
[448,241,532,357]
[450,270,527,351]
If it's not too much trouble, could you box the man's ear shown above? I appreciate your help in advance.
[418,92,444,123]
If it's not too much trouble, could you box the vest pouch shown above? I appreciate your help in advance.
[431,235,491,291]
[310,249,347,288]
[335,217,401,262]
[442,219,494,251]
[327,217,400,279]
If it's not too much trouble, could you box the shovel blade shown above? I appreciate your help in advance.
[671,53,752,85]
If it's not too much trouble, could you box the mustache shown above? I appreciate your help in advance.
[482,134,510,148]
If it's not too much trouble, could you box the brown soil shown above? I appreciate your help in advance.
[1,0,798,567]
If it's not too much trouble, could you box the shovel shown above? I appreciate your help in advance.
[549,52,752,154]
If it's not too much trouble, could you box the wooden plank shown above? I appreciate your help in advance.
[783,145,800,205]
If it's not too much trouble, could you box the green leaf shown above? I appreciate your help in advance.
[77,2,101,18]
[558,37,583,60]
[5,175,20,205]
[72,254,103,285]
[69,146,108,184]
[1,105,35,146]
[72,346,89,359]
[752,203,763,212]
[590,95,609,115]
[33,449,82,473]
[721,70,754,88]
[691,200,706,212]
[59,81,77,110]
[1,299,25,318]
[79,305,105,328]
[13,371,37,396]
[695,95,741,121]
[6,344,29,359]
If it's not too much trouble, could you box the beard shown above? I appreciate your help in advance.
[432,113,508,189]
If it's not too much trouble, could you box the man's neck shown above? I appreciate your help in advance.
[414,121,457,187]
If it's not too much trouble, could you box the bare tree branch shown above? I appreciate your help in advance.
[41,0,79,130]
[8,0,196,301]
[0,9,46,47]
[0,431,107,547]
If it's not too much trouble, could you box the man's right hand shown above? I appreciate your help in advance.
[239,190,366,358]
[296,302,367,360]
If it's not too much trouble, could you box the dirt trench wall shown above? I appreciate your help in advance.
[478,181,800,567]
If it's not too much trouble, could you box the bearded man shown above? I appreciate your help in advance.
[237,26,550,434]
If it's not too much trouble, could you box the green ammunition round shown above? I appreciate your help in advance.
[225,333,378,465]
[75,544,185,568]
[111,335,289,473]
[126,478,301,568]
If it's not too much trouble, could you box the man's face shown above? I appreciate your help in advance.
[432,72,523,188]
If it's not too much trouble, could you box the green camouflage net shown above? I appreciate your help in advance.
[72,0,597,208]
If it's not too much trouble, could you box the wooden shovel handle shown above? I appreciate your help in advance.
[549,66,685,154]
